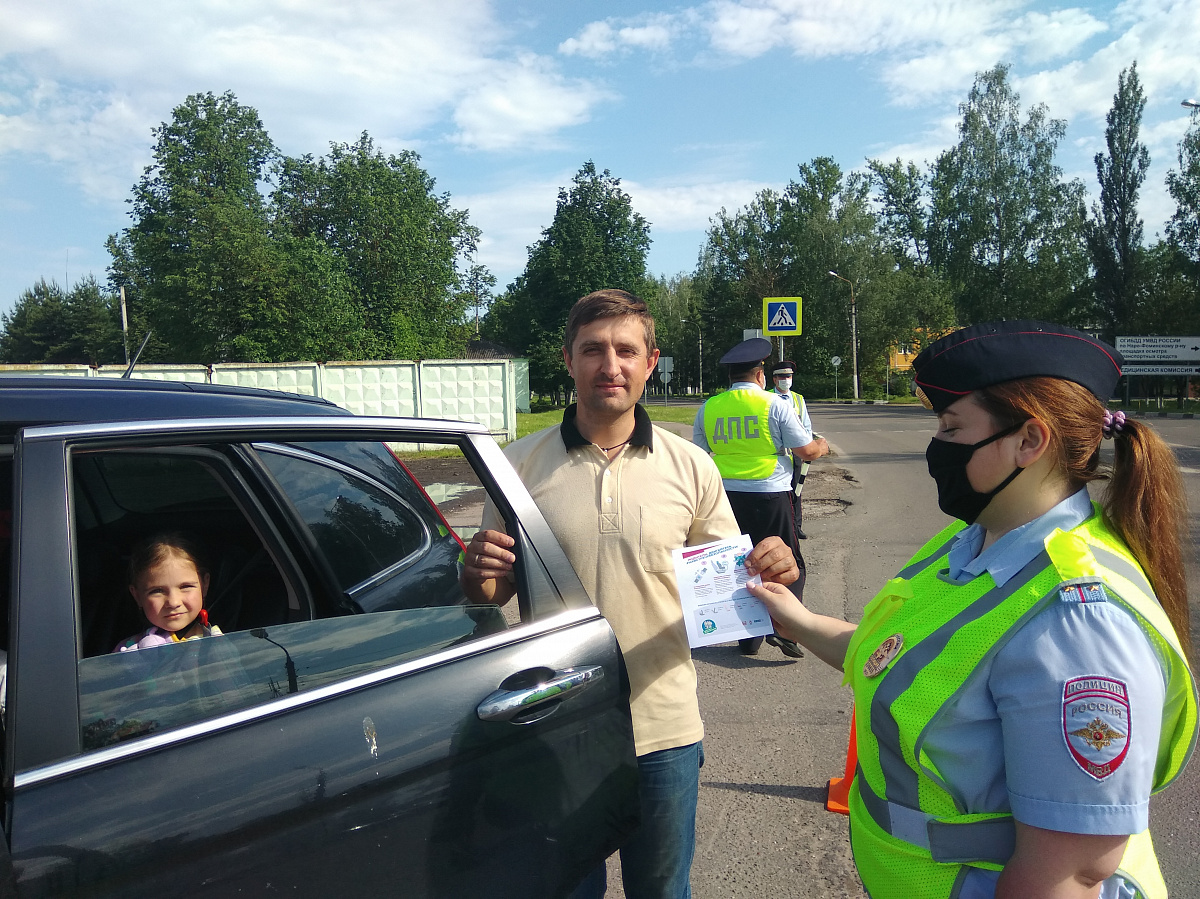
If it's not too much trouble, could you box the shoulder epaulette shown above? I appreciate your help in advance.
[1057,581,1110,604]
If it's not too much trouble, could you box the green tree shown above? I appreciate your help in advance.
[868,159,932,269]
[273,134,477,360]
[107,91,288,362]
[1086,63,1151,341]
[484,162,651,398]
[929,65,1090,324]
[1166,107,1200,266]
[645,273,704,393]
[0,276,123,364]
[458,263,497,338]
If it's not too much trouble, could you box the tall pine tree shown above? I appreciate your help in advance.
[1086,63,1150,340]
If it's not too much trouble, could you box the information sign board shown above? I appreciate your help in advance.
[763,297,802,336]
[1121,364,1200,375]
[1115,336,1200,362]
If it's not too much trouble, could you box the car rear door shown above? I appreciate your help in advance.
[5,417,638,898]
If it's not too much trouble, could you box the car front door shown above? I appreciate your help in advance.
[5,417,637,898]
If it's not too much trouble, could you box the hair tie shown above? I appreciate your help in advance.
[1102,409,1126,438]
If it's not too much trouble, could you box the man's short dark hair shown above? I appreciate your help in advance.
[729,363,763,382]
[564,289,657,356]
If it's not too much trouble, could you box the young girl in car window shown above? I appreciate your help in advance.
[114,533,223,652]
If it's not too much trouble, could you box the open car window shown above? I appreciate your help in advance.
[72,435,533,751]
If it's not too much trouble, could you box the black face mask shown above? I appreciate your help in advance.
[925,422,1026,525]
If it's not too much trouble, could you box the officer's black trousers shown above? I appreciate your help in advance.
[724,489,806,654]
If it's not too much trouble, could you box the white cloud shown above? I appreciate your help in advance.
[626,178,778,231]
[1015,9,1107,64]
[560,22,622,58]
[452,54,613,150]
[456,176,564,287]
[704,0,1028,60]
[559,13,684,59]
[0,0,610,200]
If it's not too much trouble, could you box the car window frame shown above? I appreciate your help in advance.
[8,416,598,779]
[71,444,313,634]
[249,442,435,601]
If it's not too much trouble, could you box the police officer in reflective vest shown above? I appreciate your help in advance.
[694,338,829,657]
[748,321,1197,898]
[771,359,813,541]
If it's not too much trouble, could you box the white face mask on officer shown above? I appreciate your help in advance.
[775,377,792,392]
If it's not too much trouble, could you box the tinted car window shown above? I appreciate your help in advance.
[258,448,427,592]
[79,605,506,750]
[72,438,505,750]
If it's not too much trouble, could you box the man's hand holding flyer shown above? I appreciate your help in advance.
[672,535,774,648]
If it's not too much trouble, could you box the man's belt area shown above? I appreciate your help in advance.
[855,765,1016,865]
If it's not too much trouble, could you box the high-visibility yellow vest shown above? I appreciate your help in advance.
[845,507,1197,898]
[702,389,778,480]
[780,389,806,422]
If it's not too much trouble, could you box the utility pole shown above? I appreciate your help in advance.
[828,271,859,400]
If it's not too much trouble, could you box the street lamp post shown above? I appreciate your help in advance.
[1183,100,1200,110]
[680,318,703,397]
[828,271,859,400]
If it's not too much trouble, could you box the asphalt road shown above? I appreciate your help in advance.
[608,404,1200,898]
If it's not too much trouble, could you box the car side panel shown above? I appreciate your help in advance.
[7,422,639,898]
[10,619,637,898]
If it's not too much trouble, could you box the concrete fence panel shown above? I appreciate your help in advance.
[0,358,521,443]
[211,362,321,396]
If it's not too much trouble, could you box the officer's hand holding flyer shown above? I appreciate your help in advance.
[672,535,773,648]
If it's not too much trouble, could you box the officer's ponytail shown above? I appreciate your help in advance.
[1105,416,1189,653]
[978,378,1190,654]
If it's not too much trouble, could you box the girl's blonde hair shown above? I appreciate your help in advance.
[127,532,209,587]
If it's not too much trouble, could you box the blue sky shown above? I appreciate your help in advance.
[2,0,1198,317]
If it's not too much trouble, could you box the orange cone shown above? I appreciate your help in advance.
[825,711,857,815]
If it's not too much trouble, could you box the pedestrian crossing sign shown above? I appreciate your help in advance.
[763,297,802,336]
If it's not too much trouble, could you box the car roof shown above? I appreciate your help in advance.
[0,376,348,438]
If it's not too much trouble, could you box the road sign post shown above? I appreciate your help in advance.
[763,298,802,339]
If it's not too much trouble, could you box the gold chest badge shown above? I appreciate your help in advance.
[863,634,904,678]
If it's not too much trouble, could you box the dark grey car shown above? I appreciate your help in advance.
[0,378,638,897]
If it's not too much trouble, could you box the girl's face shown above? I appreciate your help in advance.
[934,394,1020,493]
[130,553,210,633]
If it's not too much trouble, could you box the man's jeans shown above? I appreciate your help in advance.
[570,741,704,899]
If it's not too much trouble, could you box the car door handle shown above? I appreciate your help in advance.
[477,666,605,723]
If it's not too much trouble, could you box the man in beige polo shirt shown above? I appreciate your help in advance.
[462,289,800,899]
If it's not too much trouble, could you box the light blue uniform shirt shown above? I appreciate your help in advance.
[927,488,1166,899]
[692,381,812,493]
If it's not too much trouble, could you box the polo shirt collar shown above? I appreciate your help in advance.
[560,403,655,452]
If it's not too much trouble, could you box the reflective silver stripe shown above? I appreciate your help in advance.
[897,534,960,580]
[856,766,1015,865]
[871,550,1055,807]
[1090,543,1156,600]
[928,819,1015,865]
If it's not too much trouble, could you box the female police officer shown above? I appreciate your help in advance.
[750,321,1196,898]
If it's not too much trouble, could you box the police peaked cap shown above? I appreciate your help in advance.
[719,337,773,368]
[912,320,1124,413]
[772,359,797,377]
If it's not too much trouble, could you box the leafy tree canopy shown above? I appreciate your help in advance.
[273,134,479,359]
[485,162,651,395]
[929,65,1089,325]
[1086,62,1151,340]
[0,277,123,365]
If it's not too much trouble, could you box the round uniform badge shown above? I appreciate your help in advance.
[863,634,904,678]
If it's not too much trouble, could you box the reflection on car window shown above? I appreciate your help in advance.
[79,606,507,749]
[260,449,427,592]
[92,454,232,514]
